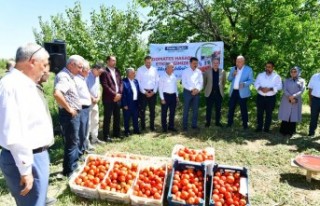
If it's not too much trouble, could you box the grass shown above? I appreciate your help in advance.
[1,75,320,205]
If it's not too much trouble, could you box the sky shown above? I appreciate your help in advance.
[0,0,149,59]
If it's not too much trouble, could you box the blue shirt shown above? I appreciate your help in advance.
[86,71,100,98]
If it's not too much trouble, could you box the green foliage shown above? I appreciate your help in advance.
[33,2,147,75]
[137,0,320,80]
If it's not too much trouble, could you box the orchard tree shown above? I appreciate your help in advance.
[33,1,146,75]
[138,0,320,79]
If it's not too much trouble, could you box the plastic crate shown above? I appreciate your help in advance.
[130,162,168,206]
[167,160,207,206]
[105,151,128,159]
[209,164,250,206]
[69,154,113,199]
[98,158,140,203]
[171,144,215,169]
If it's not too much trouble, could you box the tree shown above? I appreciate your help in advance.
[33,1,147,75]
[138,0,320,80]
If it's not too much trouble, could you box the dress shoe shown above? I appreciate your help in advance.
[255,128,262,132]
[168,128,178,132]
[124,132,130,137]
[205,123,210,128]
[308,133,315,137]
[150,127,155,131]
[46,197,57,206]
[134,131,141,135]
[104,136,113,142]
[215,123,223,127]
[162,128,168,133]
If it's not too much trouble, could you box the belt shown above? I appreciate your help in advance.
[82,105,90,109]
[164,92,176,95]
[2,146,49,154]
[233,89,239,91]
[312,96,320,99]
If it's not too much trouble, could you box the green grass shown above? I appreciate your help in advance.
[0,76,320,205]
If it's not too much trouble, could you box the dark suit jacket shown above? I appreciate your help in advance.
[100,67,123,103]
[121,78,139,108]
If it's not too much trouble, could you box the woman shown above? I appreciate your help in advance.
[278,66,305,136]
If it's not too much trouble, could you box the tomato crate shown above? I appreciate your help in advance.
[69,154,113,199]
[97,158,140,203]
[171,144,215,169]
[130,162,168,206]
[167,160,207,206]
[209,164,250,206]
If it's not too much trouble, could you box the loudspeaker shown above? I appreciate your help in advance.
[44,40,66,74]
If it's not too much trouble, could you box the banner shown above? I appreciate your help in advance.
[150,42,224,79]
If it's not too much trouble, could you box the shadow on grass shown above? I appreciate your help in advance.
[280,173,320,190]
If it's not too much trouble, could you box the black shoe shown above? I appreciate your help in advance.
[124,132,130,137]
[205,123,210,128]
[215,123,223,127]
[150,127,155,131]
[46,197,57,206]
[264,129,270,133]
[104,137,113,142]
[308,133,315,136]
[192,126,200,130]
[255,128,262,132]
[162,128,168,133]
[134,131,141,135]
[168,128,178,132]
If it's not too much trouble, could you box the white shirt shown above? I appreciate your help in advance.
[74,74,92,106]
[86,71,100,98]
[308,73,320,98]
[159,72,178,100]
[129,79,138,100]
[254,71,282,96]
[233,66,244,89]
[108,67,119,93]
[136,65,159,93]
[182,67,203,91]
[0,69,54,175]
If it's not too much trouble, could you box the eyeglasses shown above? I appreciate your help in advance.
[29,47,43,61]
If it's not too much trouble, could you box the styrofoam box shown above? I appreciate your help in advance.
[130,161,168,206]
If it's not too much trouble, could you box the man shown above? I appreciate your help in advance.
[182,57,203,131]
[136,56,159,131]
[203,58,226,127]
[100,55,123,141]
[159,62,179,132]
[54,55,84,177]
[74,60,93,154]
[0,43,53,206]
[308,72,320,136]
[227,55,254,129]
[121,68,140,137]
[86,63,104,145]
[254,61,282,132]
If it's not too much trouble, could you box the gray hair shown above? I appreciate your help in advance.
[83,60,90,71]
[165,62,174,69]
[126,67,135,75]
[66,55,84,66]
[15,43,49,62]
[236,55,245,61]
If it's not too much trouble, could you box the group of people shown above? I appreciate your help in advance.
[1,43,320,206]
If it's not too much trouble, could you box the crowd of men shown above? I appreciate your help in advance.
[1,43,320,206]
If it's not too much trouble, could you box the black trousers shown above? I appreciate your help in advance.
[139,92,156,130]
[280,121,296,136]
[256,94,276,131]
[161,93,177,130]
[103,102,121,138]
[227,90,248,128]
[206,90,222,125]
[309,96,320,135]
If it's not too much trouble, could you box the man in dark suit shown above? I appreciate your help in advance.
[121,68,140,137]
[100,55,123,142]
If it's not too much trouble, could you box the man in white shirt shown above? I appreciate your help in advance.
[254,61,282,132]
[308,72,320,136]
[159,63,179,132]
[182,57,203,131]
[136,56,159,131]
[74,60,93,155]
[121,68,140,137]
[86,64,104,145]
[0,43,53,206]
